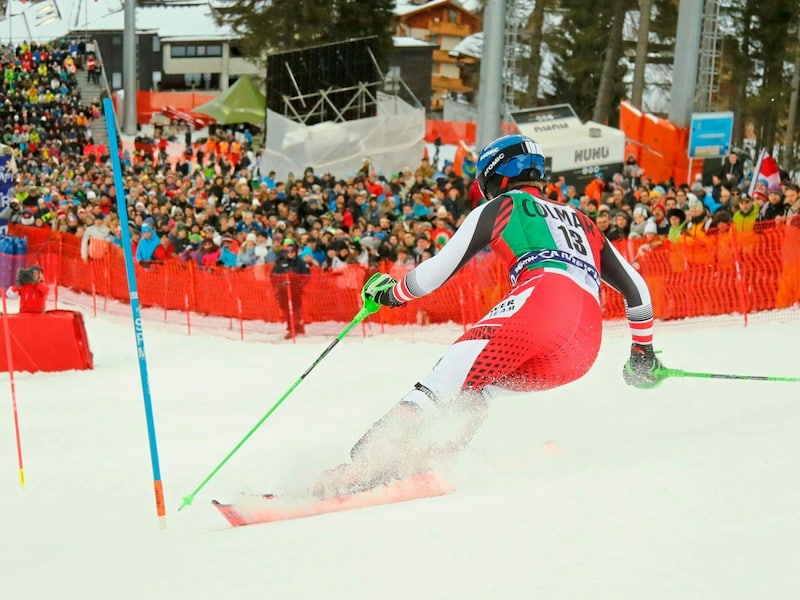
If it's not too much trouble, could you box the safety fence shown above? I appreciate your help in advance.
[9,223,800,336]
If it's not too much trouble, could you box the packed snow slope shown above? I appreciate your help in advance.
[1,303,799,600]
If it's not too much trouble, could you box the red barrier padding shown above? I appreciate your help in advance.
[0,310,94,373]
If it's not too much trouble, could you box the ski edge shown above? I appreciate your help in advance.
[212,473,452,527]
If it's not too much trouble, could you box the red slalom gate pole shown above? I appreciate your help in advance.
[1,289,25,487]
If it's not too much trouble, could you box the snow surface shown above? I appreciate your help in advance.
[1,295,799,600]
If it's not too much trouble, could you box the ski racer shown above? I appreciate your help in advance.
[315,134,667,497]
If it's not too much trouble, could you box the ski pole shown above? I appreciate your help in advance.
[658,368,800,383]
[179,294,382,510]
[1,290,24,487]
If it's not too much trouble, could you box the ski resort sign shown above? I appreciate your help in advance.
[688,111,734,159]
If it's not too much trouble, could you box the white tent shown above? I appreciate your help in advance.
[260,93,425,180]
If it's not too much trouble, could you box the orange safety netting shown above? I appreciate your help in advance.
[10,224,800,329]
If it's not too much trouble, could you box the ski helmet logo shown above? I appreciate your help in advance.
[485,152,506,174]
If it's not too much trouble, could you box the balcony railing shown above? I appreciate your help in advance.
[427,21,473,37]
[431,74,473,93]
[432,49,459,64]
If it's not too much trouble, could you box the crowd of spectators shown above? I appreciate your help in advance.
[2,39,800,290]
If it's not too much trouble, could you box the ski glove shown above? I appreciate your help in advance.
[623,343,666,389]
[363,273,405,307]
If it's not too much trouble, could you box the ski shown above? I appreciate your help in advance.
[212,472,451,527]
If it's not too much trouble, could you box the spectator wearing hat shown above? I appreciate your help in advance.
[682,197,713,266]
[631,220,663,270]
[650,203,669,236]
[608,211,630,241]
[236,232,259,267]
[170,224,193,255]
[629,205,650,238]
[757,185,789,230]
[9,266,49,313]
[750,187,768,210]
[19,208,36,226]
[666,208,687,242]
[691,180,709,203]
[196,235,221,269]
[272,238,310,338]
[135,223,160,263]
[218,235,238,267]
[412,232,433,263]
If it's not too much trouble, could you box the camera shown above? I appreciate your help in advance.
[16,266,41,286]
[16,267,35,286]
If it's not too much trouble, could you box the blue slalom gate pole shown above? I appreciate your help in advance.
[103,98,167,527]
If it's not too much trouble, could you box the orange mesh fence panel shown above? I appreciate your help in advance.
[777,224,800,308]
[9,224,800,330]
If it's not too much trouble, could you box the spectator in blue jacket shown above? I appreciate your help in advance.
[135,223,160,262]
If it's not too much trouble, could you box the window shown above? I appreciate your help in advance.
[448,9,458,23]
[152,36,161,53]
[112,35,122,46]
[170,44,223,59]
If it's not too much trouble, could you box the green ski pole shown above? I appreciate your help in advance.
[658,368,800,383]
[179,291,382,510]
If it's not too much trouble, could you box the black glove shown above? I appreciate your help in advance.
[623,343,666,389]
[363,273,404,307]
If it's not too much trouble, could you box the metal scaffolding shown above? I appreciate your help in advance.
[503,0,521,116]
[695,0,722,112]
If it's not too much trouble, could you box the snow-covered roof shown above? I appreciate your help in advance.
[393,36,437,48]
[449,32,482,59]
[394,0,480,18]
[6,0,481,45]
[4,0,233,44]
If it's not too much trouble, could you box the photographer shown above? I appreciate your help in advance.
[9,266,49,313]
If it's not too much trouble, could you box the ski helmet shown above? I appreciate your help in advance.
[476,134,546,200]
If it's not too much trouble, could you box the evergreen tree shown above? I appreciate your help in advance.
[213,0,395,68]
[542,1,615,120]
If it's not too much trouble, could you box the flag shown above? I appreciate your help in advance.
[452,141,476,178]
[748,149,781,196]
